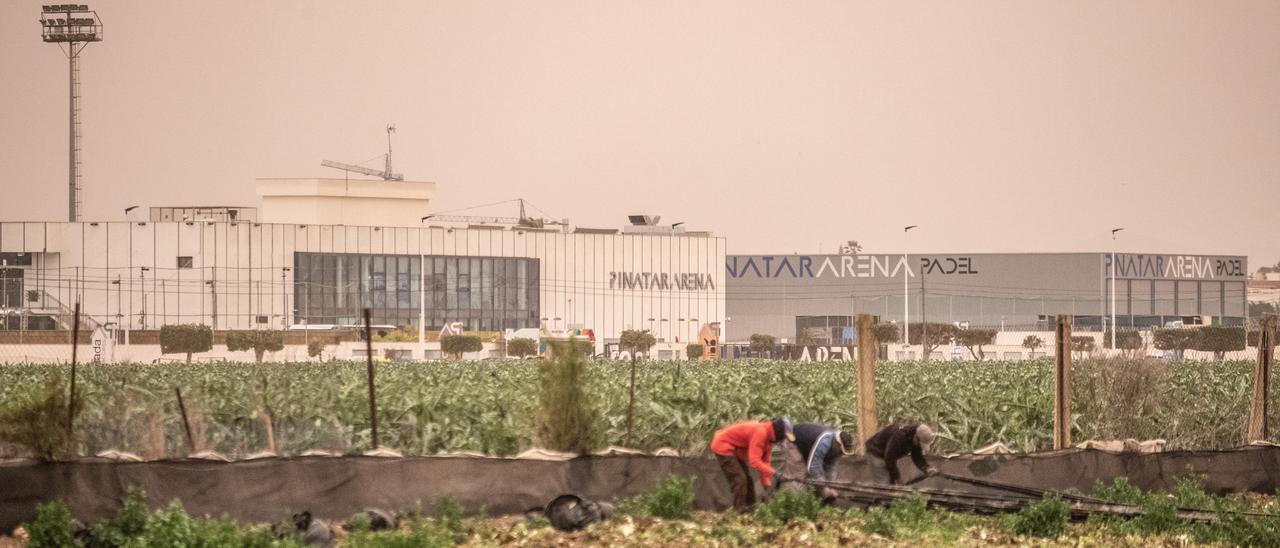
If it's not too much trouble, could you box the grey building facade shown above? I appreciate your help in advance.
[724,253,1247,342]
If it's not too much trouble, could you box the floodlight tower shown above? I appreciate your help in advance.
[40,4,103,222]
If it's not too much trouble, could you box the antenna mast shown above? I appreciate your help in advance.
[385,124,396,179]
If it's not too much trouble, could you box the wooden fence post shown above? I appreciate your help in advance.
[67,302,81,438]
[1247,315,1277,443]
[364,308,379,450]
[1053,315,1072,450]
[856,314,877,454]
[175,387,196,453]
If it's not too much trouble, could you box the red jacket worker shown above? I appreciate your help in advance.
[710,417,795,512]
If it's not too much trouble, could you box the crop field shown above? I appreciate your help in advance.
[0,358,1264,459]
[9,476,1280,547]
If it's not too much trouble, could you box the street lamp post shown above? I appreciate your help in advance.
[419,216,431,361]
[139,267,149,329]
[1110,228,1124,350]
[205,280,217,330]
[111,277,122,341]
[281,267,291,329]
[903,225,918,347]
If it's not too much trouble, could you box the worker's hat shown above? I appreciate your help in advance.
[836,431,856,456]
[772,417,796,443]
[914,424,936,452]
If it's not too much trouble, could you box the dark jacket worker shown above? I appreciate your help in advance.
[865,423,938,484]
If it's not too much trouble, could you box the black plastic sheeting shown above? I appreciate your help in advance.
[3,447,1279,533]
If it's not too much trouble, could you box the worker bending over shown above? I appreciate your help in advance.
[710,417,795,512]
[865,423,939,484]
[792,423,855,502]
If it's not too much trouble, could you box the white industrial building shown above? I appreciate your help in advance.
[0,177,726,359]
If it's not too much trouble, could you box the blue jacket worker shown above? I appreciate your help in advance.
[792,423,856,502]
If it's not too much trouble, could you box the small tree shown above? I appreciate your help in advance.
[306,339,327,360]
[1102,330,1145,358]
[441,335,483,360]
[1153,329,1197,361]
[749,333,776,358]
[907,322,957,361]
[508,337,538,359]
[536,341,602,454]
[686,343,704,360]
[225,330,285,364]
[871,323,900,344]
[619,329,657,447]
[160,324,213,364]
[1193,326,1245,361]
[954,328,998,360]
[1022,335,1044,356]
[1070,336,1095,360]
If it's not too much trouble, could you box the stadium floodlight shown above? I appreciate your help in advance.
[40,4,103,222]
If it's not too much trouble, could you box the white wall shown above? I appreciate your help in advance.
[0,221,726,343]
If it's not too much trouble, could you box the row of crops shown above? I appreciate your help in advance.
[0,358,1267,459]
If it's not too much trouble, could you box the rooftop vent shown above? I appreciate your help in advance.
[628,215,661,226]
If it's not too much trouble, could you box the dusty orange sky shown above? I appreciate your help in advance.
[1,1,1277,264]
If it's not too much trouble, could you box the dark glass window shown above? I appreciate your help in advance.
[294,252,539,330]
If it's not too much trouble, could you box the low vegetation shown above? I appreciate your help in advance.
[14,480,1278,546]
[0,359,1268,459]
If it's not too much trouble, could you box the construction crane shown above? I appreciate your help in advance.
[421,199,567,229]
[320,125,404,181]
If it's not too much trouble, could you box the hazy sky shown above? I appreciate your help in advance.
[2,1,1277,264]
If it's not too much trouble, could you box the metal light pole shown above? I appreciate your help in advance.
[1110,228,1124,350]
[206,280,217,330]
[281,267,291,329]
[418,216,430,360]
[139,267,149,329]
[40,5,103,222]
[903,225,918,347]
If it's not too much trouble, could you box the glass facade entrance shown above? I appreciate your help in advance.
[293,252,539,331]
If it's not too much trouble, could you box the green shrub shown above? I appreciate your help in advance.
[748,334,776,357]
[857,495,932,538]
[432,496,465,534]
[1008,494,1070,538]
[685,343,703,360]
[1071,336,1096,356]
[1131,493,1180,535]
[1172,476,1214,510]
[620,330,656,359]
[508,338,538,359]
[160,324,213,363]
[860,506,897,538]
[1153,329,1198,360]
[1193,326,1246,360]
[345,521,452,548]
[755,489,821,525]
[1210,497,1280,547]
[954,328,998,360]
[623,475,695,520]
[0,375,76,460]
[1021,335,1045,355]
[90,486,151,546]
[225,330,285,363]
[535,342,602,453]
[1102,330,1145,356]
[1092,477,1144,506]
[307,339,326,359]
[872,323,901,344]
[441,335,483,359]
[26,501,80,548]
